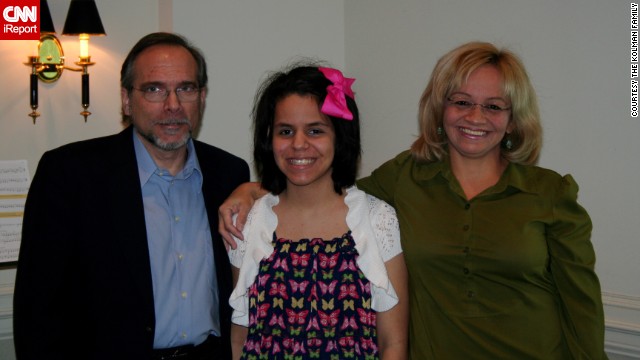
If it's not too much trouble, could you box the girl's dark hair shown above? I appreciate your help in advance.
[253,63,361,195]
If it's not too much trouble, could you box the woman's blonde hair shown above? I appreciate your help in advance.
[410,41,542,165]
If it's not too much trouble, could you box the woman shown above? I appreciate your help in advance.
[222,43,607,359]
[228,64,408,359]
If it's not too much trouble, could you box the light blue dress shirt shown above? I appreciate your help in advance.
[133,133,219,348]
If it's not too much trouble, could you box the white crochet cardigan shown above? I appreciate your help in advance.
[228,186,402,326]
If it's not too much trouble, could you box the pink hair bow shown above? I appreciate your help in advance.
[318,67,355,121]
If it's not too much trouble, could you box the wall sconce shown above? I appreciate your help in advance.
[25,0,106,123]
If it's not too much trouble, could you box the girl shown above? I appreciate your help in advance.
[228,64,408,359]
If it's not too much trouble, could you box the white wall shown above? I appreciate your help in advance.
[1,0,638,358]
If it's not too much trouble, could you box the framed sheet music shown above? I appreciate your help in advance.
[0,160,30,265]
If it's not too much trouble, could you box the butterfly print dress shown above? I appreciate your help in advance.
[241,232,378,359]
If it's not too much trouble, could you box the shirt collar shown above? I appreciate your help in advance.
[497,162,539,195]
[413,155,539,196]
[133,131,202,188]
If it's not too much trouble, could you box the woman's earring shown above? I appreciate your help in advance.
[503,135,513,150]
[437,126,444,136]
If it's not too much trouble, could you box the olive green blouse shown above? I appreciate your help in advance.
[357,150,607,360]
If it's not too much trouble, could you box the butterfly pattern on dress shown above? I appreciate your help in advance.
[241,231,379,359]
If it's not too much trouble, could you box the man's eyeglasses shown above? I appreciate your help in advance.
[446,97,511,116]
[132,85,201,103]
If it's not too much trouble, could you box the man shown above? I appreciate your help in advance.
[13,32,249,360]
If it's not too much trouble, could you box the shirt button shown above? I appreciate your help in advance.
[175,216,180,222]
[178,254,184,261]
[462,225,470,231]
[465,203,471,210]
[467,290,475,298]
[181,291,187,299]
[463,267,470,275]
[463,246,470,254]
[181,332,187,339]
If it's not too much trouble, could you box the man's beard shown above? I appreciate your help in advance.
[137,118,192,151]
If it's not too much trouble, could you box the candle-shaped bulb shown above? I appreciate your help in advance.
[79,34,90,59]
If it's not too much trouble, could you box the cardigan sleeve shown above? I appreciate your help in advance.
[227,214,250,269]
[227,194,279,326]
[346,187,402,312]
[226,207,254,326]
[547,174,607,359]
[367,194,404,313]
[367,194,403,262]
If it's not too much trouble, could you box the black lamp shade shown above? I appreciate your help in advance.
[40,0,56,34]
[62,0,106,35]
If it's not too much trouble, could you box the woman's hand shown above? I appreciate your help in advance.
[218,182,265,249]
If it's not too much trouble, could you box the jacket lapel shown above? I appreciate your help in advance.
[106,126,155,313]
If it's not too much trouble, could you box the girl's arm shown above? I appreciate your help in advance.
[376,254,409,359]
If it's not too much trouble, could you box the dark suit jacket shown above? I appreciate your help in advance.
[13,126,249,360]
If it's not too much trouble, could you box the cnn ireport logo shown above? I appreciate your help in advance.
[0,0,40,40]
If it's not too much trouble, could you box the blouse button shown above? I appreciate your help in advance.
[462,225,470,231]
[465,203,471,210]
[463,267,470,275]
